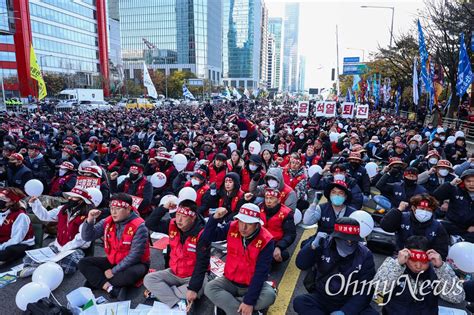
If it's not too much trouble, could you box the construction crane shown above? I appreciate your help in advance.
[142,38,156,49]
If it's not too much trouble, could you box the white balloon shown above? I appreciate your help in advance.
[329,132,340,142]
[159,194,178,206]
[294,209,302,225]
[86,188,103,207]
[173,154,188,172]
[349,210,374,238]
[249,141,261,155]
[32,262,64,291]
[24,179,44,197]
[178,187,197,202]
[117,175,128,185]
[228,142,237,152]
[308,165,323,178]
[448,242,474,273]
[150,172,167,188]
[365,162,378,178]
[16,282,51,311]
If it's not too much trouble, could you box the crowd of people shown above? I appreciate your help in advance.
[0,99,473,314]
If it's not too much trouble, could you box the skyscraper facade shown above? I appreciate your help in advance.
[268,17,282,90]
[259,2,269,88]
[282,3,299,92]
[266,34,275,89]
[298,55,306,92]
[119,0,222,85]
[222,0,262,89]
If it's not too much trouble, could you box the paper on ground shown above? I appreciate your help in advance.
[150,232,168,239]
[88,301,130,315]
[147,301,185,315]
[26,247,75,263]
[210,256,225,277]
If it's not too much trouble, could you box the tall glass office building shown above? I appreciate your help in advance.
[268,17,282,90]
[222,0,263,89]
[282,3,299,92]
[119,0,222,85]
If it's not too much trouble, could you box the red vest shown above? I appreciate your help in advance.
[103,216,150,265]
[56,207,87,246]
[218,190,244,213]
[0,210,34,243]
[274,154,290,167]
[208,164,227,188]
[49,173,75,195]
[282,167,306,189]
[261,204,292,241]
[224,221,273,286]
[280,184,294,204]
[168,219,203,278]
[240,169,265,192]
[123,177,151,216]
[184,182,209,207]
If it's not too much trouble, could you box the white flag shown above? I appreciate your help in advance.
[244,88,250,99]
[232,87,242,100]
[143,63,158,99]
[413,58,419,105]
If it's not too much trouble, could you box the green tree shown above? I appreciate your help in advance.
[167,70,197,98]
[43,73,66,96]
[124,79,143,97]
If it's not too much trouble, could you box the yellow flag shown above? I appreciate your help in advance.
[30,44,47,100]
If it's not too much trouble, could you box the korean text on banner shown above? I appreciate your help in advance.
[30,44,47,100]
[315,101,325,117]
[324,102,336,117]
[355,104,369,119]
[298,101,309,117]
[76,176,101,189]
[341,102,355,118]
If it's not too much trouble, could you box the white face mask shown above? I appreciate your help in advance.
[191,178,200,186]
[278,149,285,155]
[433,142,441,148]
[299,134,305,140]
[414,209,432,222]
[439,136,446,141]
[438,169,449,177]
[333,174,345,181]
[267,179,279,188]
[239,130,248,138]
[3,142,8,146]
[59,169,67,177]
[249,164,258,171]
[428,158,438,165]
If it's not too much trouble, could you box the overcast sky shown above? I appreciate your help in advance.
[266,0,426,90]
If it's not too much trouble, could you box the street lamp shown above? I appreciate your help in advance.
[346,48,365,62]
[361,5,395,48]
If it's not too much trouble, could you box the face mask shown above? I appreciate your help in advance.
[330,195,346,206]
[433,142,440,148]
[129,173,139,181]
[67,199,80,208]
[278,149,285,155]
[62,153,68,160]
[333,174,345,182]
[438,169,449,177]
[335,238,357,257]
[409,144,417,150]
[404,178,417,186]
[267,179,279,188]
[350,162,359,168]
[191,178,200,186]
[299,134,305,140]
[0,200,7,210]
[3,142,8,146]
[440,136,446,141]
[428,158,438,165]
[239,130,248,138]
[414,209,432,222]
[249,164,258,171]
[59,169,67,177]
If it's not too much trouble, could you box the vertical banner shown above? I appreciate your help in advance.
[355,104,369,119]
[315,101,325,117]
[324,102,336,117]
[341,102,355,118]
[298,101,309,117]
[30,44,47,100]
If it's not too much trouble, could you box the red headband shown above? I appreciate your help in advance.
[70,188,92,201]
[110,200,131,209]
[0,190,23,203]
[176,206,196,218]
[265,189,281,199]
[239,206,260,218]
[417,200,431,210]
[409,249,429,263]
[334,224,360,235]
[130,165,143,172]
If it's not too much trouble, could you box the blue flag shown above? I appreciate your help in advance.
[395,86,401,114]
[417,20,431,93]
[352,75,361,91]
[456,33,473,97]
[182,84,195,100]
[444,93,452,112]
[429,59,435,111]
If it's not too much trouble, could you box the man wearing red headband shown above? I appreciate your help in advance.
[1,153,33,190]
[79,193,150,300]
[373,235,464,314]
[110,163,153,217]
[143,199,209,312]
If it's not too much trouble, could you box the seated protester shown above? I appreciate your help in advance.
[445,133,467,166]
[79,165,110,208]
[48,161,77,196]
[203,205,276,315]
[274,142,291,167]
[208,153,229,189]
[301,145,318,167]
[282,152,308,210]
[369,156,405,187]
[110,163,153,217]
[345,152,370,197]
[183,169,211,214]
[21,187,98,277]
[309,163,363,210]
[293,217,377,315]
[0,188,34,265]
[240,154,265,193]
[433,169,474,242]
[417,160,455,194]
[406,136,422,162]
[250,167,297,211]
[207,172,245,223]
[147,152,178,192]
[5,153,33,190]
[261,149,277,172]
[143,200,210,311]
[24,144,50,186]
[260,188,296,263]
[380,194,449,259]
[372,236,464,314]
[388,142,410,164]
[312,139,330,167]
[80,141,101,165]
[454,155,474,177]
[375,166,427,211]
[228,150,244,175]
[56,146,79,168]
[79,193,150,299]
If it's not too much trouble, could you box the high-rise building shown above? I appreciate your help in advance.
[119,0,222,85]
[259,2,269,89]
[266,35,276,89]
[0,0,110,98]
[298,55,306,92]
[282,3,299,92]
[222,0,262,89]
[268,17,283,91]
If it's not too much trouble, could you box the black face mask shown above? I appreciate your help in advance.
[0,200,7,210]
[404,178,417,186]
[66,199,81,208]
[350,162,360,168]
[129,173,139,181]
[8,162,18,168]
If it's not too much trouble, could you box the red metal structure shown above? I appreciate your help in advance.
[96,0,110,97]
